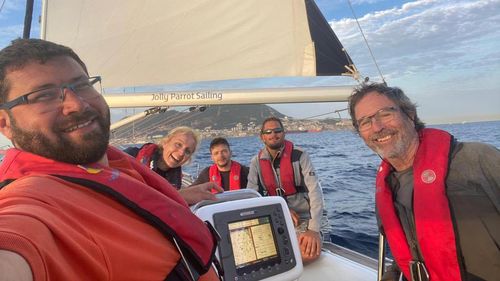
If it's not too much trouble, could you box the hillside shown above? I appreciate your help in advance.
[110,104,287,141]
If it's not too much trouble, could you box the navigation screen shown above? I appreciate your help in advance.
[228,216,279,268]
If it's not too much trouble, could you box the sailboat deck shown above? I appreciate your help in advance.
[300,242,378,280]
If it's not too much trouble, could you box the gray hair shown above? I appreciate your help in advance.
[348,82,425,131]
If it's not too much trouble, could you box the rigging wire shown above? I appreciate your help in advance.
[347,0,386,83]
[303,111,337,119]
[110,106,209,145]
[0,0,7,15]
[303,108,348,120]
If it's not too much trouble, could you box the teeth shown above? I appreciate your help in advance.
[64,120,92,132]
[376,135,392,142]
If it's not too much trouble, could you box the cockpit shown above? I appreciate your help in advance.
[192,189,303,281]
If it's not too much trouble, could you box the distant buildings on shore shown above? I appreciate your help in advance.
[111,116,353,146]
[198,117,353,138]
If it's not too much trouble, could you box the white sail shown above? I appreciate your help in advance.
[40,0,358,107]
[42,0,323,86]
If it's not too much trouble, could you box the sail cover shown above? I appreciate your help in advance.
[41,0,353,89]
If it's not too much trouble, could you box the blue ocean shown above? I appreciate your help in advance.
[184,120,500,258]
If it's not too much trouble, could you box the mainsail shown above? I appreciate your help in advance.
[35,3,383,280]
[40,0,358,107]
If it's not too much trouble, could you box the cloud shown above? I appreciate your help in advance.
[0,24,23,47]
[0,0,28,47]
[330,0,500,80]
[0,0,25,17]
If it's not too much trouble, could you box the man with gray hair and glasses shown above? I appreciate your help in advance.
[348,82,500,281]
[0,39,220,281]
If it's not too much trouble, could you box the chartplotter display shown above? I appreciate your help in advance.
[214,203,297,281]
[228,216,279,268]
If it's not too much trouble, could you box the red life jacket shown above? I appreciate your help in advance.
[135,143,183,189]
[209,161,242,192]
[0,146,217,277]
[136,143,159,166]
[376,128,461,281]
[259,140,297,196]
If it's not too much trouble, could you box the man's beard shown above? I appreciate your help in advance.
[9,109,110,164]
[266,139,284,150]
[217,159,231,170]
[369,124,416,160]
[268,144,281,150]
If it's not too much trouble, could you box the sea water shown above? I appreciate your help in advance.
[184,120,500,258]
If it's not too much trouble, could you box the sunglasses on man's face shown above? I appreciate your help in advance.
[261,127,284,135]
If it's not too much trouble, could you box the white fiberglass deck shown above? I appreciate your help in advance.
[300,242,378,281]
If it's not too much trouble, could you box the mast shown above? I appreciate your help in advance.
[23,0,34,38]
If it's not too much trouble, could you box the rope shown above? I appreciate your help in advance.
[347,0,386,83]
[303,108,347,120]
[0,0,7,15]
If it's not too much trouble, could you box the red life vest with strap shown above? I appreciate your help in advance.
[136,143,158,166]
[259,140,297,196]
[376,128,461,281]
[135,143,183,189]
[209,160,242,192]
[0,146,217,279]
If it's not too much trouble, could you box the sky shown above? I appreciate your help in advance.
[278,0,500,123]
[0,0,499,146]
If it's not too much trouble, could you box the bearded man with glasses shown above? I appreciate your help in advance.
[0,39,220,281]
[348,83,500,281]
[247,116,325,264]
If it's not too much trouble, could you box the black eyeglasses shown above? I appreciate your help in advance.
[356,107,399,132]
[261,127,284,135]
[0,76,102,111]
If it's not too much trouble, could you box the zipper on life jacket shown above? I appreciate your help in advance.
[271,151,287,199]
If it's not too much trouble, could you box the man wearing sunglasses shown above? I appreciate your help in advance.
[349,83,500,281]
[0,39,220,280]
[247,116,325,264]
